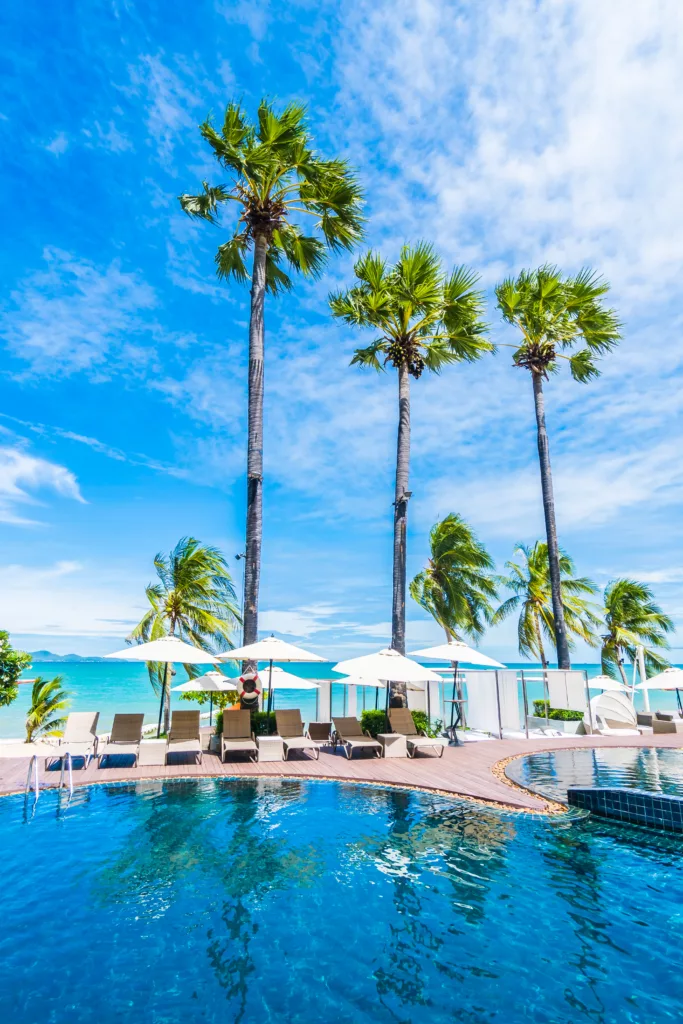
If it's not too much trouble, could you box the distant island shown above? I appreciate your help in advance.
[29,650,115,663]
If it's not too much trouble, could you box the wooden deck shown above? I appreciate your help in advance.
[3,733,682,811]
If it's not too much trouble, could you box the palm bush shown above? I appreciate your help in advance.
[602,579,673,684]
[180,100,364,647]
[410,514,498,641]
[494,542,601,667]
[129,537,240,734]
[25,677,70,743]
[495,266,621,668]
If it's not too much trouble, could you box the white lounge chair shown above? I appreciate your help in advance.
[276,710,320,760]
[388,708,444,758]
[98,714,144,767]
[166,710,202,764]
[49,711,100,768]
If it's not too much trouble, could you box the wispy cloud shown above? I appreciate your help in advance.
[0,447,85,525]
[1,247,156,376]
[44,131,69,155]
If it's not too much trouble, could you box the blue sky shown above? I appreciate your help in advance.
[1,0,682,662]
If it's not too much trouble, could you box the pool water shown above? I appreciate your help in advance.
[506,747,683,804]
[2,779,683,1024]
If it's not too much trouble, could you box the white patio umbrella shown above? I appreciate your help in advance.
[106,635,219,736]
[636,667,683,716]
[260,666,319,714]
[588,674,630,692]
[172,670,238,726]
[333,648,442,720]
[219,634,325,712]
[410,640,504,731]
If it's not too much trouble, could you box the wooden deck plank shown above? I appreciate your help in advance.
[1,734,681,812]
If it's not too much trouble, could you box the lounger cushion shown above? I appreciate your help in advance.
[283,736,317,749]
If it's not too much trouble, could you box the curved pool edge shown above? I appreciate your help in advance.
[3,766,565,819]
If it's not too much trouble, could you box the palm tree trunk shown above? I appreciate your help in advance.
[391,364,411,703]
[616,646,629,687]
[534,612,548,671]
[243,233,267,651]
[532,372,570,669]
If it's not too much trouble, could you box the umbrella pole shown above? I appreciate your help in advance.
[384,681,390,729]
[267,659,274,716]
[426,682,431,731]
[210,693,213,728]
[677,689,683,718]
[157,663,168,738]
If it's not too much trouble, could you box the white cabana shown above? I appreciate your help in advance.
[106,635,219,736]
[172,670,238,726]
[219,634,325,712]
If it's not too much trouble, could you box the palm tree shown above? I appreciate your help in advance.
[410,514,498,641]
[129,537,240,734]
[602,578,673,684]
[494,542,601,668]
[180,100,364,649]
[495,266,621,668]
[330,244,491,698]
[25,677,70,743]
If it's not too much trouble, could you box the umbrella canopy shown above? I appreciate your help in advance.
[106,635,218,664]
[409,640,504,668]
[219,635,325,663]
[333,648,442,683]
[588,674,629,692]
[335,674,424,691]
[172,672,238,693]
[265,666,319,690]
[635,667,683,690]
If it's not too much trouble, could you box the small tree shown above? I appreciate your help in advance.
[25,677,70,743]
[0,631,32,708]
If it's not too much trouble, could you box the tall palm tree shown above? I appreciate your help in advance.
[602,578,673,684]
[410,514,498,641]
[330,244,491,698]
[494,542,601,668]
[25,677,70,743]
[180,100,364,649]
[129,537,240,734]
[495,266,621,668]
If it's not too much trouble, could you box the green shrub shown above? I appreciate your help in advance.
[361,708,444,738]
[532,700,584,722]
[410,710,443,738]
[180,689,239,709]
[360,709,388,737]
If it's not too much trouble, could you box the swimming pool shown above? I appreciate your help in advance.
[2,778,682,1023]
[505,747,683,804]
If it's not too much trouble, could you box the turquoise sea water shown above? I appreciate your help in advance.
[2,778,682,1023]
[3,661,681,738]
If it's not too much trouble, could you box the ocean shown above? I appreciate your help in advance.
[2,660,680,739]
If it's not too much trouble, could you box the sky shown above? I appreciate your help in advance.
[1,0,682,662]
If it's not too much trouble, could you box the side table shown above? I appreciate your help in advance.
[256,735,284,762]
[377,733,407,758]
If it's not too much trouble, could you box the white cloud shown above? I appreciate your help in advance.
[2,247,156,375]
[45,131,69,155]
[126,53,204,164]
[0,447,85,525]
[83,120,132,153]
[0,561,143,636]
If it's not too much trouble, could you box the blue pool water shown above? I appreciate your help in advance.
[506,747,683,804]
[1,779,683,1023]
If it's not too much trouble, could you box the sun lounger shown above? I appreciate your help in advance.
[276,710,320,760]
[306,722,332,749]
[653,713,683,735]
[221,709,258,763]
[332,717,382,759]
[166,710,202,764]
[97,714,144,767]
[49,711,100,768]
[388,708,444,758]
